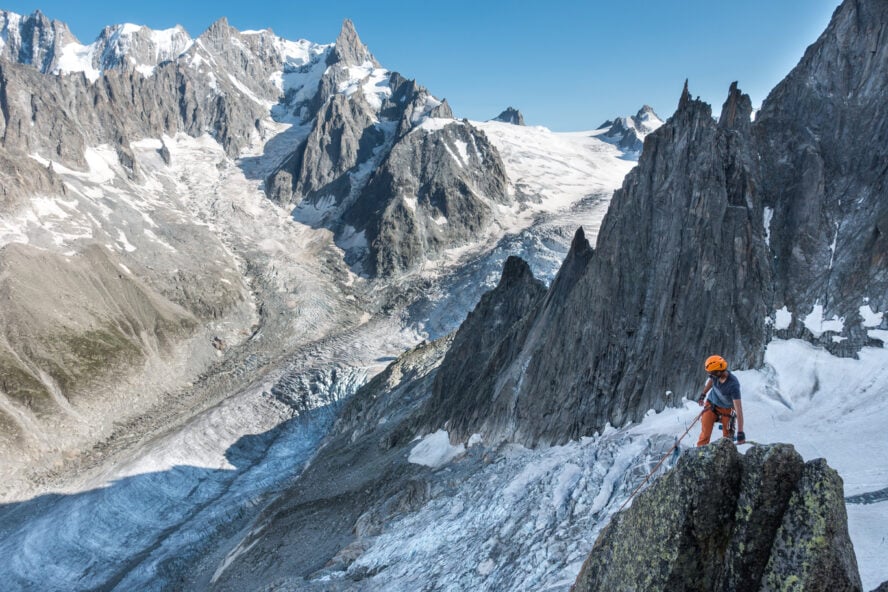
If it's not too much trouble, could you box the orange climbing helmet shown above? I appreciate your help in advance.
[704,355,728,373]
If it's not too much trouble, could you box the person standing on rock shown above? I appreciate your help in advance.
[696,355,745,446]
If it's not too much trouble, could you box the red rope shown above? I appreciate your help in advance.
[616,410,703,514]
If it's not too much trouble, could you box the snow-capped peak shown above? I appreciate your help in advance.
[0,9,79,73]
[598,105,664,153]
[632,104,662,133]
[90,23,193,77]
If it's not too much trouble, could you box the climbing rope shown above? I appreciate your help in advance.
[616,409,703,514]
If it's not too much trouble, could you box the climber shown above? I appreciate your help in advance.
[696,355,745,446]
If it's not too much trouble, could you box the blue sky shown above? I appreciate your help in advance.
[3,0,839,130]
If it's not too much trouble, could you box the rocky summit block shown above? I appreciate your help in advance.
[491,106,525,125]
[572,439,862,592]
[413,255,547,438]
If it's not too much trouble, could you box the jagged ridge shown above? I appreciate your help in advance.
[420,0,888,446]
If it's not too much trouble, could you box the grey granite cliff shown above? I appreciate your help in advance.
[0,10,78,74]
[346,119,510,276]
[423,81,771,446]
[754,0,888,352]
[265,20,512,276]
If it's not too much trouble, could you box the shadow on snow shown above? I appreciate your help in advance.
[0,402,341,592]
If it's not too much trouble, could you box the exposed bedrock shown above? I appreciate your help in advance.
[573,440,862,592]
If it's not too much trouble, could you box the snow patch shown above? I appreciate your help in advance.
[338,225,368,250]
[763,207,774,246]
[56,42,101,82]
[82,146,119,184]
[408,430,465,468]
[773,306,792,330]
[417,118,458,132]
[212,538,259,584]
[143,228,175,251]
[868,330,888,345]
[30,197,71,219]
[402,195,417,214]
[336,62,391,111]
[802,304,844,337]
[226,74,269,107]
[452,139,470,166]
[860,305,883,328]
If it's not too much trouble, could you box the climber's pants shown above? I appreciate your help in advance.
[697,405,734,446]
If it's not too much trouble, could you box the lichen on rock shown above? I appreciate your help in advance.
[572,440,862,592]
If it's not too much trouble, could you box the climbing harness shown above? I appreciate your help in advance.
[617,409,703,514]
[714,407,736,439]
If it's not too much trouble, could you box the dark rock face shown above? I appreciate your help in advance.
[420,0,887,446]
[755,0,888,351]
[264,18,511,276]
[572,440,862,592]
[327,19,379,69]
[347,120,510,276]
[429,83,770,446]
[272,91,385,208]
[415,256,547,435]
[269,77,507,277]
[491,106,525,125]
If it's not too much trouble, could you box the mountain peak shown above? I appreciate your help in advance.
[341,18,357,37]
[600,105,663,153]
[718,81,752,130]
[0,9,79,72]
[200,16,234,44]
[678,78,691,110]
[500,255,536,285]
[207,16,229,30]
[327,18,379,67]
[569,226,590,254]
[491,107,525,125]
[636,105,657,119]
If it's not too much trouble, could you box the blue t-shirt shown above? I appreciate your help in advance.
[707,372,741,408]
